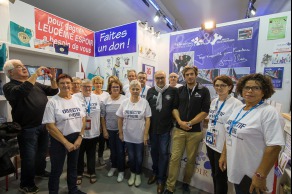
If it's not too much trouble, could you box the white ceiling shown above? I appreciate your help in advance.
[19,0,291,33]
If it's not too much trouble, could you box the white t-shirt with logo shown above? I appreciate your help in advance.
[104,95,127,131]
[42,95,86,136]
[116,98,152,144]
[225,103,285,192]
[125,85,151,99]
[205,96,242,153]
[74,93,104,139]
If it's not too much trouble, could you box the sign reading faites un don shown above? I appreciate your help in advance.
[95,22,137,57]
[35,8,94,56]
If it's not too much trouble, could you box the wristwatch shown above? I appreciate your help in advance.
[79,134,84,138]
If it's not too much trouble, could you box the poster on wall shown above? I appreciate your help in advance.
[264,67,284,89]
[35,8,95,56]
[142,64,155,87]
[94,22,137,57]
[267,16,288,40]
[169,20,260,86]
[272,42,291,64]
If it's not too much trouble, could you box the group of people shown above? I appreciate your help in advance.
[2,59,285,194]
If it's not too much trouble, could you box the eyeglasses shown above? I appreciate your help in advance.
[82,86,92,89]
[111,86,120,89]
[13,65,27,70]
[169,76,178,79]
[131,88,140,91]
[243,86,262,92]
[155,77,165,80]
[214,84,228,88]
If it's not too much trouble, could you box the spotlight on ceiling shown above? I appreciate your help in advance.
[250,6,257,16]
[154,11,161,22]
[149,26,155,35]
[155,31,161,38]
[139,21,149,30]
[201,21,216,31]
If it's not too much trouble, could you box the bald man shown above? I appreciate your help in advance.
[169,72,183,88]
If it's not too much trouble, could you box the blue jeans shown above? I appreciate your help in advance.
[17,125,48,187]
[48,133,80,194]
[126,142,144,174]
[108,130,125,172]
[150,131,171,184]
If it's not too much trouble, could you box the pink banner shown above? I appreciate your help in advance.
[35,8,94,56]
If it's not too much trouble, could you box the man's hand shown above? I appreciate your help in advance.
[179,121,192,131]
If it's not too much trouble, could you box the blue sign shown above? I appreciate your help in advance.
[95,22,137,57]
[169,21,260,83]
[264,67,284,88]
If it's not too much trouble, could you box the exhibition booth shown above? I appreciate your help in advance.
[0,1,291,193]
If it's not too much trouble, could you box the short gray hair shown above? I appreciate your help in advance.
[129,80,141,88]
[81,79,92,85]
[72,77,82,82]
[3,59,20,78]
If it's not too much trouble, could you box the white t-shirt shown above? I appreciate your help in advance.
[95,91,110,104]
[125,85,151,99]
[42,95,86,136]
[116,98,152,143]
[74,93,104,139]
[104,95,127,131]
[205,96,242,153]
[225,103,285,192]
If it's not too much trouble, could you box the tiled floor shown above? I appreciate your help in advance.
[0,149,211,194]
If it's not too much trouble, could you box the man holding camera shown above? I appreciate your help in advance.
[164,66,210,194]
[3,59,58,194]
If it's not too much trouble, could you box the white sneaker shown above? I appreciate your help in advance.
[99,157,106,165]
[135,174,141,187]
[117,172,124,183]
[107,168,117,177]
[128,173,136,186]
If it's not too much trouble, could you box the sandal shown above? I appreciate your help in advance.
[76,175,83,185]
[89,174,97,184]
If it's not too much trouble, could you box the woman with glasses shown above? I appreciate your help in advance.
[92,76,110,165]
[116,80,151,187]
[103,80,127,182]
[219,73,285,194]
[71,77,82,94]
[74,79,105,185]
[42,74,86,194]
[204,75,242,194]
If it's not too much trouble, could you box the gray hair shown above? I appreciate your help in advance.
[81,79,92,85]
[127,69,137,76]
[72,77,82,82]
[3,59,20,78]
[129,80,141,88]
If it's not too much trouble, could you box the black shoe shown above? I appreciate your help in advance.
[19,185,39,194]
[163,189,173,194]
[182,183,190,194]
[35,171,50,179]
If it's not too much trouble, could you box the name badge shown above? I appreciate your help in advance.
[206,131,216,146]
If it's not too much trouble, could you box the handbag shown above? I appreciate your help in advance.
[54,44,69,55]
[0,43,7,71]
[10,21,33,47]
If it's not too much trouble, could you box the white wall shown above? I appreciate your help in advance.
[157,11,291,113]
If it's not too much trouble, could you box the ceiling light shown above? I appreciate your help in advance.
[154,11,161,22]
[201,21,216,31]
[149,26,155,34]
[251,6,257,16]
[155,31,161,38]
[148,0,159,11]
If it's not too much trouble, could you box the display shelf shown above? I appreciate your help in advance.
[8,43,79,61]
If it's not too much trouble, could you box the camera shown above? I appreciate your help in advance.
[43,68,51,74]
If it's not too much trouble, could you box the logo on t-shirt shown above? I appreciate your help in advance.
[125,110,142,120]
[62,108,82,119]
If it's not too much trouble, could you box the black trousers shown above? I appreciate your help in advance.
[206,146,228,194]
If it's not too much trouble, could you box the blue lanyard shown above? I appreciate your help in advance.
[213,99,227,126]
[140,86,146,97]
[84,96,91,114]
[228,100,264,136]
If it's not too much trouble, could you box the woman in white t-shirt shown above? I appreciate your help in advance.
[219,73,285,194]
[103,79,127,182]
[42,74,86,194]
[205,75,242,194]
[92,76,110,165]
[74,79,105,185]
[116,80,152,187]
